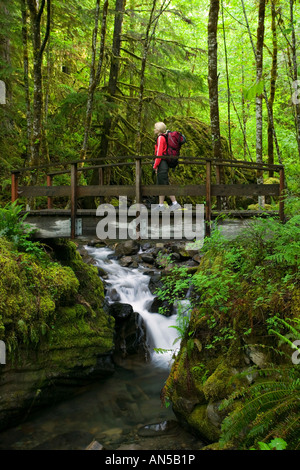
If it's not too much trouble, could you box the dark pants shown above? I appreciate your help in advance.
[157,160,169,185]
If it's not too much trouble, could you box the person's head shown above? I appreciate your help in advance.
[154,122,166,136]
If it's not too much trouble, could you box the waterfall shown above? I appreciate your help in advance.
[85,246,179,369]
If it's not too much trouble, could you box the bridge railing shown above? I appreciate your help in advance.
[11,156,285,238]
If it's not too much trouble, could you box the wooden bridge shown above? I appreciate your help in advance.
[11,155,285,240]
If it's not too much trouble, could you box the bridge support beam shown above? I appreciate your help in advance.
[11,171,19,203]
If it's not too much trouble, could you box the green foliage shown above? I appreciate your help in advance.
[155,253,192,342]
[0,202,47,262]
[253,438,287,451]
[219,367,300,450]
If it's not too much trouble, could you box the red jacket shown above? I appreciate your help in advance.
[153,134,167,169]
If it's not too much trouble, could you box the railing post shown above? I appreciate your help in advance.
[71,163,77,239]
[11,171,19,203]
[47,175,53,209]
[206,159,212,237]
[135,157,142,204]
[279,166,285,223]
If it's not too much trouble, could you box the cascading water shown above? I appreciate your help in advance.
[85,246,179,369]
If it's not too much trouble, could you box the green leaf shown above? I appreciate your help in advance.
[243,79,265,100]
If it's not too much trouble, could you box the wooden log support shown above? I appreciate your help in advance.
[70,162,77,239]
[206,160,212,237]
[47,175,53,209]
[11,171,19,203]
[279,166,285,223]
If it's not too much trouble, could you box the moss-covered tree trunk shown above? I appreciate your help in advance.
[21,0,31,162]
[81,0,108,160]
[99,0,125,161]
[207,0,222,162]
[27,0,51,169]
[255,0,265,206]
[290,0,300,160]
[267,0,278,177]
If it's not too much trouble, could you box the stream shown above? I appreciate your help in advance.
[0,219,256,450]
[0,244,203,451]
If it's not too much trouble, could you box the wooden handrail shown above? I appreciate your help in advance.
[11,156,284,175]
[11,154,286,239]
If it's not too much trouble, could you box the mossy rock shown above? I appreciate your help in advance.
[0,236,115,430]
[186,403,221,443]
[0,237,114,362]
[247,203,273,211]
[202,362,239,401]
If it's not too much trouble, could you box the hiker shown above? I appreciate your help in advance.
[153,121,181,211]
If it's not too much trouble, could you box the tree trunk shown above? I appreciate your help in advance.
[256,0,265,165]
[268,0,278,176]
[208,0,225,211]
[255,0,265,207]
[81,0,108,160]
[0,1,12,134]
[208,0,222,161]
[21,0,31,162]
[221,0,232,157]
[85,0,125,208]
[26,0,51,168]
[290,0,300,160]
[99,0,125,161]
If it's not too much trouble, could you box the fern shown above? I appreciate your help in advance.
[219,367,300,450]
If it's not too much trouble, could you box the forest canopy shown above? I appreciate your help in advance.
[0,0,300,210]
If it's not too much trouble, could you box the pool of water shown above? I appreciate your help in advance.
[0,362,203,451]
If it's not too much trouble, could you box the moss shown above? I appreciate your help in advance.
[247,203,273,210]
[187,404,220,442]
[0,237,114,362]
[202,362,238,401]
[291,287,300,318]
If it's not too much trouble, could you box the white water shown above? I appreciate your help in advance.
[85,246,179,369]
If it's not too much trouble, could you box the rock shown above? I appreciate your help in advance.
[119,256,133,267]
[117,444,143,450]
[87,240,107,248]
[108,288,121,302]
[115,240,140,257]
[148,297,174,316]
[148,273,163,294]
[108,302,133,319]
[110,304,150,364]
[138,420,179,437]
[141,242,153,251]
[170,252,181,261]
[85,440,103,450]
[247,345,268,368]
[193,254,203,264]
[0,238,115,432]
[206,402,223,428]
[140,253,155,264]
